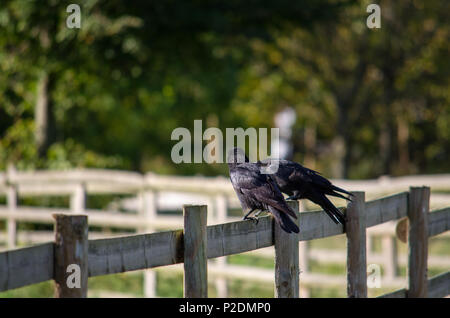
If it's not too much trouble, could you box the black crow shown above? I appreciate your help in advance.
[227,148,299,234]
[260,159,351,225]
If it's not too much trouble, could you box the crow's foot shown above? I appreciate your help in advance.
[243,215,259,224]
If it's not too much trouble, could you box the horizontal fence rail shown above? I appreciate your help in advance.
[0,187,449,298]
[0,192,410,232]
[0,242,54,291]
[2,168,450,195]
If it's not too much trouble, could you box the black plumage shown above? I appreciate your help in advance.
[261,159,351,225]
[227,148,299,234]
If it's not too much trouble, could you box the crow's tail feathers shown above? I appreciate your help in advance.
[310,191,346,225]
[269,206,300,234]
[329,185,353,202]
[321,195,347,225]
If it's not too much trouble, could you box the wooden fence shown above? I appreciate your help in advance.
[0,187,449,297]
[2,168,448,297]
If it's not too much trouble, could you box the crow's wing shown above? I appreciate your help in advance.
[259,159,313,184]
[288,162,351,199]
[304,167,352,198]
[230,165,267,189]
[288,164,313,184]
[230,164,297,219]
[229,164,265,210]
[240,174,297,219]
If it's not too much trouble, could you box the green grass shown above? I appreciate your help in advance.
[429,236,450,254]
[0,281,54,298]
[227,279,274,298]
[228,253,274,269]
[309,234,346,250]
[309,260,346,275]
[156,271,183,298]
[89,272,144,297]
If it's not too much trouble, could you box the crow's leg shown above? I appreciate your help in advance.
[243,209,261,224]
[251,209,269,224]
[286,190,305,201]
[243,209,257,220]
[286,193,300,201]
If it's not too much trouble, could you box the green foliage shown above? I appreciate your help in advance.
[0,119,37,169]
[0,0,448,178]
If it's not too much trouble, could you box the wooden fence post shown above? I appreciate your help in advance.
[346,191,367,298]
[407,186,430,298]
[298,200,309,275]
[214,194,228,298]
[297,200,309,298]
[274,200,300,298]
[183,205,208,298]
[140,190,157,298]
[6,184,18,248]
[53,214,88,298]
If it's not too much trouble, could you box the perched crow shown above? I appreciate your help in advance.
[227,148,299,234]
[260,159,351,225]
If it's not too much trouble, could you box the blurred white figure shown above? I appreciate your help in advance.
[273,107,296,159]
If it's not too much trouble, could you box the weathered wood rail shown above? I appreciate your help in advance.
[0,187,449,297]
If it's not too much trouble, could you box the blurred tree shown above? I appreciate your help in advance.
[0,0,448,179]
[0,0,349,173]
[231,0,449,178]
